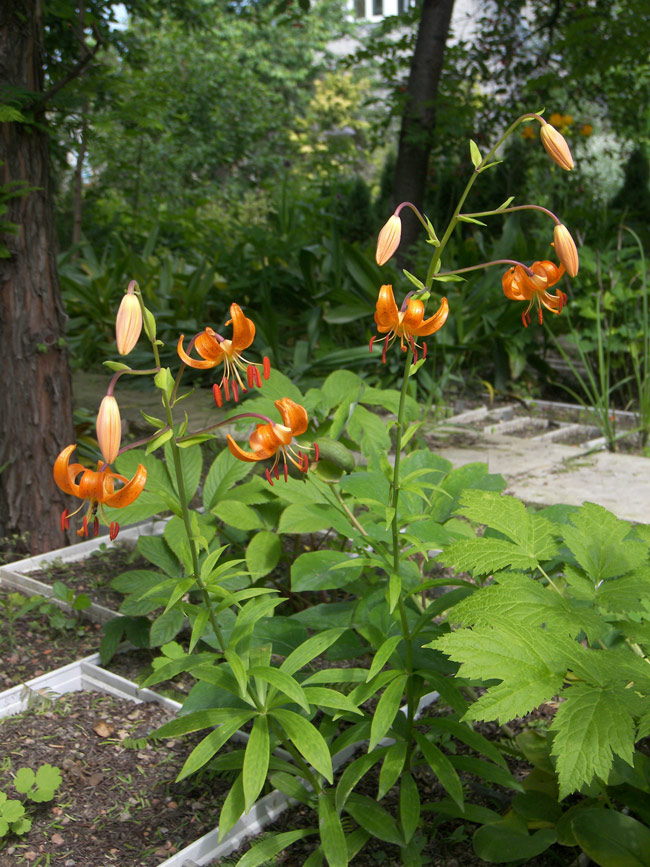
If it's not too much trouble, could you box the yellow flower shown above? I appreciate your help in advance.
[96,395,122,465]
[226,398,317,485]
[580,123,593,137]
[177,303,270,406]
[553,225,579,278]
[502,261,567,327]
[376,215,402,266]
[372,284,448,362]
[54,445,147,539]
[521,125,537,140]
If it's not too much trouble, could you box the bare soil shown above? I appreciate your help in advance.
[0,690,232,867]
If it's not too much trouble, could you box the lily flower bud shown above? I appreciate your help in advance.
[539,121,574,171]
[116,283,143,355]
[96,395,122,464]
[376,214,402,266]
[553,224,579,277]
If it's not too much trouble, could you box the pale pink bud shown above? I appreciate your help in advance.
[376,214,402,266]
[96,395,121,464]
[553,224,579,277]
[540,121,574,171]
[116,284,143,355]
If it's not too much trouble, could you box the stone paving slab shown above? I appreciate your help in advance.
[508,450,650,524]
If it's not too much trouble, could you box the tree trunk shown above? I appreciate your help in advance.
[72,105,88,249]
[392,0,455,255]
[0,0,76,553]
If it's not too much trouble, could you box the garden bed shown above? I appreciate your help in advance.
[0,690,232,866]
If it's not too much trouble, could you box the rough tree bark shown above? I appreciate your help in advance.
[0,0,76,553]
[392,0,455,255]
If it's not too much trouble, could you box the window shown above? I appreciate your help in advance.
[354,0,366,17]
[372,0,383,15]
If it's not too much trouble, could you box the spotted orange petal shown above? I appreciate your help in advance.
[374,284,399,333]
[103,464,147,508]
[410,297,449,336]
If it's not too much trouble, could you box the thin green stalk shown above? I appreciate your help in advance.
[390,349,417,763]
[425,114,533,288]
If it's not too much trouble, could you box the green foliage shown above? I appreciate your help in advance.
[432,494,650,801]
[0,764,62,839]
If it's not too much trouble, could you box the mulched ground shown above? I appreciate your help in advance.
[0,690,232,867]
[25,542,153,612]
[0,586,102,690]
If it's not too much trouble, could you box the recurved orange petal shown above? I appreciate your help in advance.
[249,423,282,458]
[103,464,147,508]
[227,433,269,463]
[410,297,449,336]
[53,445,82,496]
[276,398,308,436]
[177,334,221,369]
[228,304,256,352]
[374,285,399,333]
[401,298,425,332]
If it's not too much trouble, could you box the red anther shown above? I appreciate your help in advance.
[382,336,389,365]
[82,515,89,537]
[93,517,100,537]
[265,467,274,486]
[314,443,319,462]
[422,342,428,360]
[213,384,223,407]
[369,336,376,353]
[522,311,530,328]
[247,365,255,388]
[283,462,289,482]
[559,291,567,313]
[60,509,70,531]
[538,306,544,325]
[303,454,309,472]
[223,378,231,402]
[401,344,407,352]
[253,366,262,388]
[274,464,280,480]
[410,336,418,364]
[263,357,271,380]
[232,380,239,403]
[109,521,119,541]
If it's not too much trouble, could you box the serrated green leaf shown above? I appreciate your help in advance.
[550,684,637,798]
[433,621,568,723]
[563,502,648,582]
[13,768,35,794]
[213,500,263,531]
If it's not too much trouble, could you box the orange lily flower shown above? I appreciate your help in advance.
[54,444,147,540]
[226,398,318,485]
[177,303,270,406]
[372,284,449,363]
[502,261,567,327]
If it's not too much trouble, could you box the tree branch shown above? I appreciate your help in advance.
[40,23,104,107]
